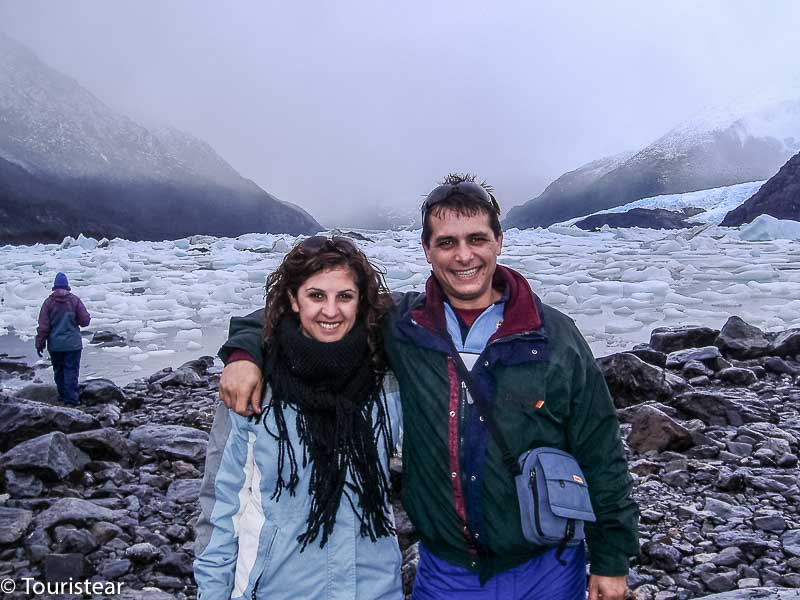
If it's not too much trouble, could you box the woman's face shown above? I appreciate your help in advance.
[289,267,360,342]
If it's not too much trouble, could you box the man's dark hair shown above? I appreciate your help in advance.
[421,173,502,246]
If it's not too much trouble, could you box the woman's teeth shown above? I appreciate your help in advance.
[318,322,341,330]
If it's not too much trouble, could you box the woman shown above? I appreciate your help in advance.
[194,236,403,600]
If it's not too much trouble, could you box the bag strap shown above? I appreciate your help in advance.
[452,355,522,478]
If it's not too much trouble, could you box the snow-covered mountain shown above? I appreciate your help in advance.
[0,31,321,243]
[722,150,800,226]
[505,97,800,229]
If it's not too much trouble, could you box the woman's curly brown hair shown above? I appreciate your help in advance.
[262,237,392,380]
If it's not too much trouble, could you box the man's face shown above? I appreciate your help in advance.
[422,209,503,309]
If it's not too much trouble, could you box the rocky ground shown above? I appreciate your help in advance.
[1,316,800,599]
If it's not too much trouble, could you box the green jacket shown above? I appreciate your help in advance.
[219,266,638,582]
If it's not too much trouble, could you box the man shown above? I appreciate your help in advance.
[35,272,91,405]
[217,174,638,599]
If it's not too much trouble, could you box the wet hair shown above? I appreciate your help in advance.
[262,238,392,378]
[421,173,503,246]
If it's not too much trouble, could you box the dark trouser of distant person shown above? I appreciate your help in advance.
[50,349,82,405]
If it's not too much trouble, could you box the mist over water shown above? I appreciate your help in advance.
[2,1,799,226]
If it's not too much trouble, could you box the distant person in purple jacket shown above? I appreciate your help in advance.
[35,272,91,405]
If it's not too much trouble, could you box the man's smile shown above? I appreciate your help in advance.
[451,266,481,279]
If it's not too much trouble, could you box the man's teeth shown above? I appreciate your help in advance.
[319,322,341,330]
[454,267,479,278]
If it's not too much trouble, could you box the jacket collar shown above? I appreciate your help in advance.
[408,265,542,340]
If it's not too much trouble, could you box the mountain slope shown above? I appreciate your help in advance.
[505,151,635,229]
[0,31,321,242]
[722,150,800,225]
[505,98,800,229]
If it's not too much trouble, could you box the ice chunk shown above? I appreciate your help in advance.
[740,214,800,241]
[176,329,203,341]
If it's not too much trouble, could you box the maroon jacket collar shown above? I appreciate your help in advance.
[409,265,542,339]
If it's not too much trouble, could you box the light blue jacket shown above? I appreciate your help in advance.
[194,377,403,600]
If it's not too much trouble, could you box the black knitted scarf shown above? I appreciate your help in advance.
[264,315,395,550]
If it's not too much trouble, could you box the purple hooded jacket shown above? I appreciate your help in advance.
[35,289,91,352]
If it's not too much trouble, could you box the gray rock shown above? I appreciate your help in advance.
[712,546,744,567]
[90,330,125,344]
[782,530,800,557]
[649,325,720,354]
[152,357,214,387]
[5,469,44,498]
[179,356,215,375]
[771,329,800,357]
[35,497,126,530]
[624,405,695,453]
[97,558,131,579]
[67,427,137,460]
[129,424,208,463]
[166,478,202,504]
[0,395,99,452]
[24,526,51,564]
[154,366,204,387]
[714,531,771,553]
[0,506,33,544]
[716,316,771,359]
[702,570,739,593]
[79,378,127,405]
[753,512,787,532]
[666,346,722,368]
[718,367,758,386]
[13,383,59,404]
[597,352,689,408]
[670,389,778,426]
[0,356,34,380]
[43,553,85,582]
[125,542,162,563]
[164,524,191,542]
[700,589,800,599]
[91,521,124,544]
[764,357,800,376]
[54,526,98,553]
[643,541,682,571]
[115,591,176,600]
[726,441,753,457]
[704,497,752,520]
[157,551,194,576]
[628,345,668,367]
[682,360,714,379]
[0,431,90,480]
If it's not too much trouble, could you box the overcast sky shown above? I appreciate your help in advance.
[1,1,799,226]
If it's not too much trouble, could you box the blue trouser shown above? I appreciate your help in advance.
[50,349,82,405]
[411,543,587,600]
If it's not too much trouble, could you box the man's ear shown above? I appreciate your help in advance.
[422,241,432,264]
[496,232,504,256]
[289,292,300,313]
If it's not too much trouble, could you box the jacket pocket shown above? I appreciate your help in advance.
[232,521,279,600]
